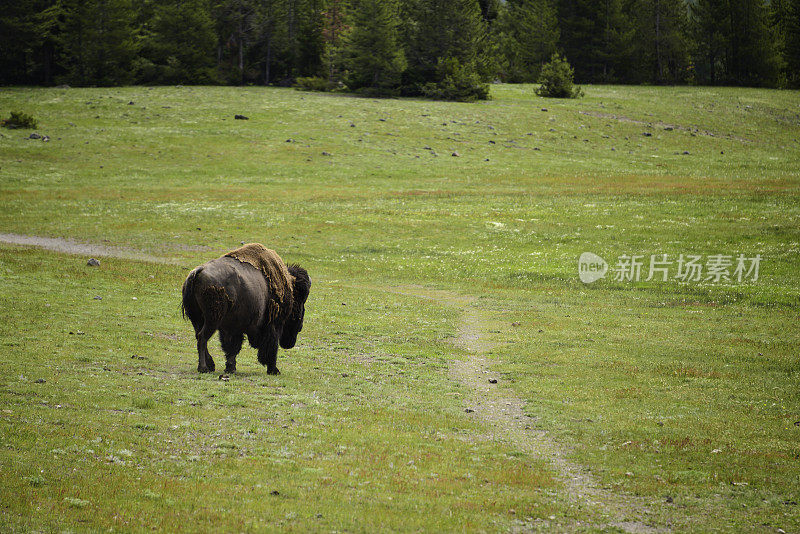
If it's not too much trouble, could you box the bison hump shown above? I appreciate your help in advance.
[224,243,293,322]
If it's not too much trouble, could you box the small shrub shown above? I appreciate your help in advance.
[421,57,490,102]
[535,53,583,99]
[131,57,159,84]
[1,111,38,129]
[294,76,338,92]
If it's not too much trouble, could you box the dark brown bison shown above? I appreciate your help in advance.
[181,244,310,375]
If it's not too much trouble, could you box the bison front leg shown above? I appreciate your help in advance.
[257,324,281,375]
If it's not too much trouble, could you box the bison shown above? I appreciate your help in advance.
[181,243,310,375]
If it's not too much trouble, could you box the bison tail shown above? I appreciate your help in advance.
[181,267,202,323]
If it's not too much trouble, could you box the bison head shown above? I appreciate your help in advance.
[280,264,311,349]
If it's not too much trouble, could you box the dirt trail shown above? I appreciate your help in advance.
[0,233,180,265]
[389,285,671,533]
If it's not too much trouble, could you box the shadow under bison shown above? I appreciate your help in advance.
[181,244,310,375]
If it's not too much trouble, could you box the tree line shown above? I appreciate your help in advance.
[2,0,799,97]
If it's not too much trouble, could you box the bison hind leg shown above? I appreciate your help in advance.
[220,329,244,374]
[196,285,232,373]
[197,322,216,373]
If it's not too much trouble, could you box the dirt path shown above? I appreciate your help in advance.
[0,233,180,265]
[389,285,671,533]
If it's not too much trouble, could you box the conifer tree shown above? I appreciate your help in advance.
[405,0,490,88]
[629,0,689,83]
[139,0,217,84]
[321,0,348,83]
[0,0,61,85]
[294,0,326,77]
[59,0,139,85]
[214,0,258,84]
[785,0,800,86]
[254,0,289,85]
[728,0,779,85]
[691,0,779,86]
[690,0,726,83]
[496,0,559,82]
[0,2,36,83]
[343,0,406,93]
[557,0,634,82]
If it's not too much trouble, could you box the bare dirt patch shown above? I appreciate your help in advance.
[0,233,179,264]
[389,285,673,533]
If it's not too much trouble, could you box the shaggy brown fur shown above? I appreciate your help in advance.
[225,243,293,323]
[200,285,233,324]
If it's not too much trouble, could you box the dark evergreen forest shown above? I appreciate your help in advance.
[2,0,798,97]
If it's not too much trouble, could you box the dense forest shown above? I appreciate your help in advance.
[2,0,799,97]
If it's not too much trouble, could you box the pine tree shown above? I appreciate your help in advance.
[728,0,779,85]
[0,0,61,85]
[0,2,36,84]
[770,0,790,84]
[556,0,596,81]
[215,0,322,84]
[691,0,779,86]
[59,0,139,86]
[343,0,406,93]
[629,0,689,83]
[294,0,326,77]
[536,52,583,97]
[405,0,490,86]
[557,0,634,82]
[596,0,636,82]
[36,1,62,85]
[214,0,258,84]
[785,0,800,87]
[322,0,348,83]
[496,0,559,82]
[254,0,289,85]
[139,0,217,84]
[690,0,726,83]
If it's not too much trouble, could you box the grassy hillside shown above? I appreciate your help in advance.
[0,84,798,532]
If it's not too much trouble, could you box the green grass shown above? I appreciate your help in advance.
[1,84,799,531]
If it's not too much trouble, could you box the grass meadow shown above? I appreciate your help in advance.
[0,84,798,532]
